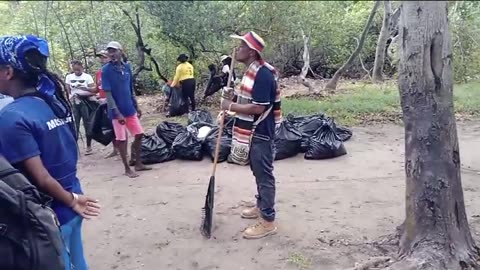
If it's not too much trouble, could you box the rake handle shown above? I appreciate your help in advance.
[211,49,236,176]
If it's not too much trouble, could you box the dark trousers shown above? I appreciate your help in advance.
[181,78,196,112]
[249,134,276,222]
[73,98,98,147]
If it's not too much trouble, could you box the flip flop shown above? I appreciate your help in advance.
[135,166,152,172]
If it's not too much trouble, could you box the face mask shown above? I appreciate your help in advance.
[0,94,14,110]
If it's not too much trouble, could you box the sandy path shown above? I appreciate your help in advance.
[78,122,480,270]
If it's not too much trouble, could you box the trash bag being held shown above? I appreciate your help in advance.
[140,134,175,164]
[274,121,302,160]
[168,87,186,117]
[172,131,203,161]
[155,121,186,146]
[202,127,232,163]
[304,119,347,160]
[187,109,214,125]
[89,103,114,146]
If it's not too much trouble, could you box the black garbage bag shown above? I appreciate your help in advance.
[202,127,232,163]
[335,125,353,142]
[81,99,100,137]
[140,134,175,164]
[274,121,302,160]
[169,87,186,116]
[89,103,114,146]
[187,110,214,125]
[304,119,347,160]
[172,131,203,161]
[155,121,186,146]
[186,122,215,140]
[287,113,325,130]
[217,114,235,137]
[203,78,222,98]
[287,113,326,152]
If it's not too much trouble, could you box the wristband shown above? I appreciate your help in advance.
[69,193,79,208]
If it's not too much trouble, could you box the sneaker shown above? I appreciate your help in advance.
[243,219,277,239]
[241,207,259,219]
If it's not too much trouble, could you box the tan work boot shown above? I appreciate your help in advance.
[243,219,277,239]
[241,207,259,219]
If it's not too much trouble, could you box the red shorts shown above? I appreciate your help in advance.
[112,114,144,141]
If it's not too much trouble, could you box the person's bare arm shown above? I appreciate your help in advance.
[20,156,75,206]
[221,99,266,115]
[105,92,119,112]
[19,156,101,218]
[65,84,72,96]
[79,82,97,93]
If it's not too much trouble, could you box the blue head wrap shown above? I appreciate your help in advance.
[0,35,55,97]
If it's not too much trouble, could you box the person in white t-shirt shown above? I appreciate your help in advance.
[65,60,98,155]
[0,94,13,111]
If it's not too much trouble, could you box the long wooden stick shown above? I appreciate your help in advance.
[211,49,236,176]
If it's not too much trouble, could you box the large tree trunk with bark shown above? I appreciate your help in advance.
[372,1,392,83]
[324,0,380,91]
[300,29,313,92]
[395,1,479,269]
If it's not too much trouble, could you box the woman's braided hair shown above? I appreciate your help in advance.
[18,49,77,139]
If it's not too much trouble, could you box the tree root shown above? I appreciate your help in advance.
[343,256,392,270]
[386,246,479,270]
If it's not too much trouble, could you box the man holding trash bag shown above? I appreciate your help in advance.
[220,31,282,239]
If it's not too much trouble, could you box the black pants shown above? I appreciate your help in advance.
[181,78,196,112]
[249,134,276,222]
[73,98,98,147]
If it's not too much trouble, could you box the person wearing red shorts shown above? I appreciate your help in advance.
[102,41,151,178]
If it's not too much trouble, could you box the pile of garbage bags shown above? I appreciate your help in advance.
[139,110,353,165]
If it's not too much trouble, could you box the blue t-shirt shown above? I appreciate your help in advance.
[252,66,277,139]
[0,96,82,225]
[101,62,137,119]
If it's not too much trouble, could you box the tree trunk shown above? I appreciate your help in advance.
[53,3,74,61]
[67,20,89,71]
[372,1,392,83]
[396,1,479,269]
[30,3,40,36]
[300,29,313,92]
[324,0,380,90]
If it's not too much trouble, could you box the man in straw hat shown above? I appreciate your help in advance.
[220,31,282,239]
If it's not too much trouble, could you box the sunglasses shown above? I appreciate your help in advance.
[70,80,86,83]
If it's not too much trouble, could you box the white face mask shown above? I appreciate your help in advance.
[0,94,13,111]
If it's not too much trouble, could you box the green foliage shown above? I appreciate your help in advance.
[450,1,480,82]
[0,1,478,85]
[283,81,480,126]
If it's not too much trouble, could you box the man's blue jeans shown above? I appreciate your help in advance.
[249,134,276,222]
[60,215,88,270]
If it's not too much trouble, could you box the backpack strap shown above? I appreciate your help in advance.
[253,105,273,127]
[0,167,19,179]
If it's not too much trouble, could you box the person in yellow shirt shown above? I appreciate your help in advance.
[171,54,196,112]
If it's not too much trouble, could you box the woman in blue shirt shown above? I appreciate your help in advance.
[0,35,100,270]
